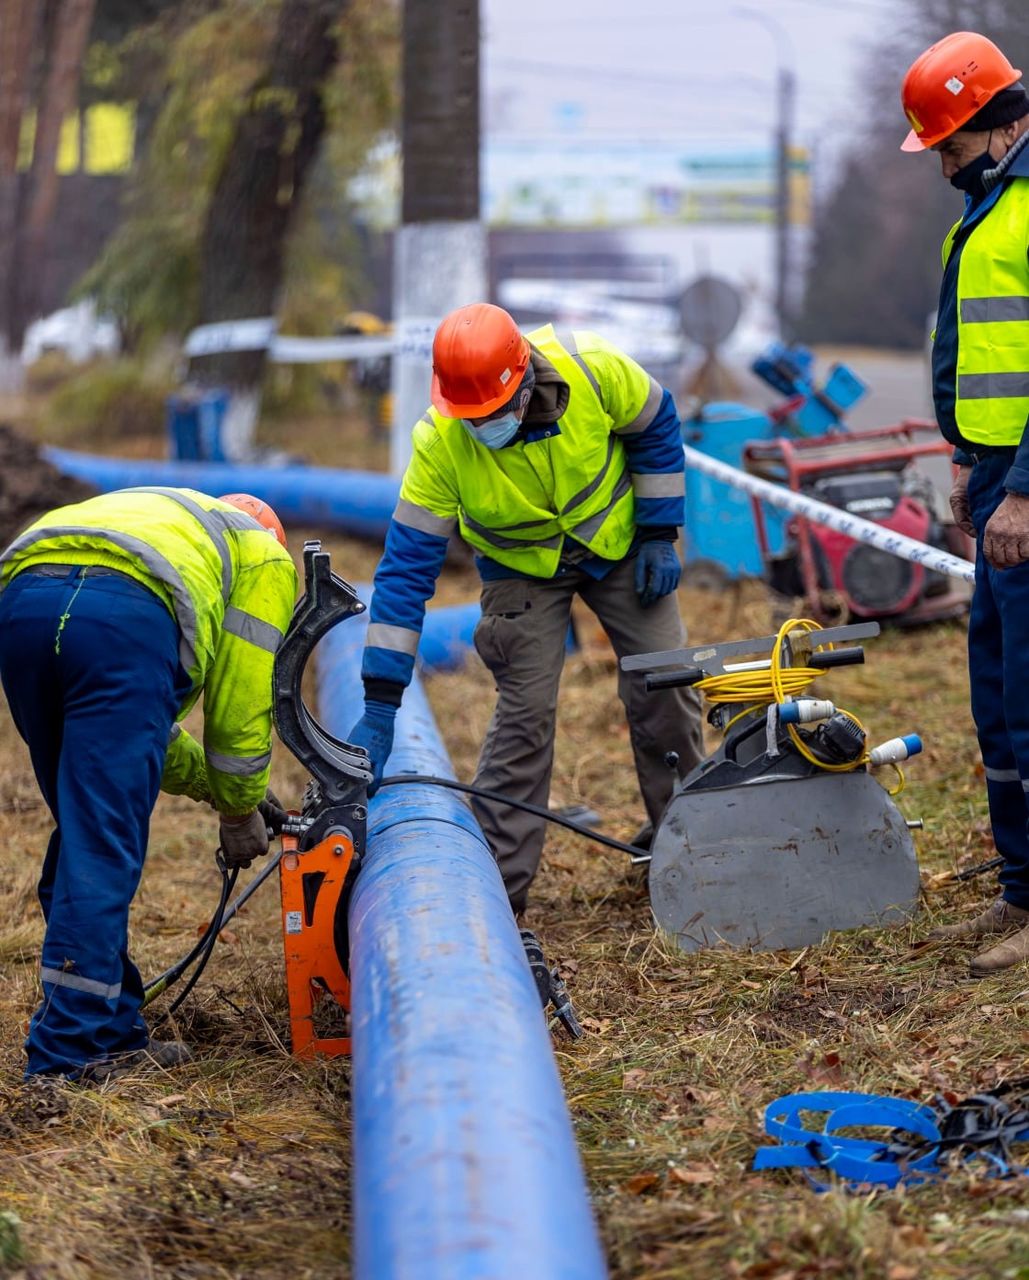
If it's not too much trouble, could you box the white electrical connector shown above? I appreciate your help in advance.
[777,699,836,725]
[868,734,923,766]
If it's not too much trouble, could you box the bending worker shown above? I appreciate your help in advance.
[901,32,1029,974]
[348,303,704,914]
[0,488,297,1079]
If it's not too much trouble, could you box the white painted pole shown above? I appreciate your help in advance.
[682,444,975,584]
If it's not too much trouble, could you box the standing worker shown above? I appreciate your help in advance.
[347,303,704,915]
[902,32,1029,973]
[0,489,297,1079]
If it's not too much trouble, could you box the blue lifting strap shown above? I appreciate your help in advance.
[754,1091,943,1189]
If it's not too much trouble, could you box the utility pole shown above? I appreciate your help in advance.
[391,0,486,476]
[774,65,796,340]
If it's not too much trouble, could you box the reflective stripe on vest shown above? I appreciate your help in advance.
[125,487,263,602]
[946,180,1029,445]
[205,747,272,776]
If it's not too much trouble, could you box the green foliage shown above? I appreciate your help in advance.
[47,358,175,442]
[78,0,398,352]
[0,1210,25,1268]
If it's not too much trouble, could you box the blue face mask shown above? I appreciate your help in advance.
[461,411,522,449]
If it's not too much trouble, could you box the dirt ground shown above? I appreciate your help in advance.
[0,425,94,547]
[0,409,1028,1278]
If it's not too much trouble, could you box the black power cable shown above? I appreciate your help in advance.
[378,773,651,863]
[144,774,648,1010]
[143,851,283,1008]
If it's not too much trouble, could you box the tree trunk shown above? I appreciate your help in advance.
[0,0,42,381]
[186,0,347,451]
[12,0,96,347]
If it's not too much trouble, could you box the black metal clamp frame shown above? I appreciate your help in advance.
[273,541,371,854]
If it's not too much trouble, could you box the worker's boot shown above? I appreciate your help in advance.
[78,1039,193,1085]
[929,898,1029,940]
[970,921,1029,977]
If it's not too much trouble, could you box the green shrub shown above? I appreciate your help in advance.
[46,359,174,444]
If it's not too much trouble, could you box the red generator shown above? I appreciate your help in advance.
[743,422,973,625]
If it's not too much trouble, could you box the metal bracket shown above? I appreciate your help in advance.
[273,535,368,855]
[273,540,371,854]
[273,541,372,1058]
[621,620,881,679]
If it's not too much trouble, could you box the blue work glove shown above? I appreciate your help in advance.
[634,540,681,608]
[346,700,397,795]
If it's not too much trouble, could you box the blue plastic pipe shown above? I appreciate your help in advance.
[317,613,607,1280]
[43,447,400,540]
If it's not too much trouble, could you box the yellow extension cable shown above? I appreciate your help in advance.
[694,617,905,796]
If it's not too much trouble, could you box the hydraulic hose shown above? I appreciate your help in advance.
[378,774,651,863]
[145,779,649,1008]
[143,851,282,1006]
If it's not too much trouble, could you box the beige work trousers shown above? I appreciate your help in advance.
[470,554,704,912]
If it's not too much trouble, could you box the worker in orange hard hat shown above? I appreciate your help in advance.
[348,301,704,915]
[218,492,288,546]
[0,488,297,1079]
[902,32,1029,976]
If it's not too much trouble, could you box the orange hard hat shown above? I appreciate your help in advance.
[901,31,1022,151]
[218,493,287,547]
[431,303,531,418]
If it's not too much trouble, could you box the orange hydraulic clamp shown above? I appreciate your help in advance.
[279,819,357,1058]
[271,541,373,1059]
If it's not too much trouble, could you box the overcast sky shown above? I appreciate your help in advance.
[483,0,899,168]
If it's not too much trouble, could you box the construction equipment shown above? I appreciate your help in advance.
[622,619,923,952]
[272,541,371,1057]
[271,542,581,1055]
[744,423,971,625]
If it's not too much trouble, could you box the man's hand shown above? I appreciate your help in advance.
[219,809,270,869]
[949,465,976,538]
[983,492,1029,569]
[634,541,681,608]
[346,700,398,794]
[258,787,287,836]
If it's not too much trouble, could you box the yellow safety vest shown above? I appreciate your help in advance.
[400,325,659,578]
[943,179,1029,445]
[0,487,298,815]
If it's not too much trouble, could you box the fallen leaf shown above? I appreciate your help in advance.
[887,1266,919,1280]
[669,1165,716,1185]
[622,1068,649,1091]
[622,1170,660,1195]
[579,1017,611,1035]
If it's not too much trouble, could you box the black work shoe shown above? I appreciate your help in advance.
[78,1039,193,1084]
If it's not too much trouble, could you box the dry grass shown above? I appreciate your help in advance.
[0,410,1027,1276]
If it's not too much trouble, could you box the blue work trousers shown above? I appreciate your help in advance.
[0,567,190,1076]
[967,453,1029,910]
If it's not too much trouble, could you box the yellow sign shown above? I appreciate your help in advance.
[18,103,135,175]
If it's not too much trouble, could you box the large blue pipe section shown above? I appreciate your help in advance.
[43,446,487,673]
[317,615,607,1280]
[44,447,400,541]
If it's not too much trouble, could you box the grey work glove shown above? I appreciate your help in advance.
[949,465,976,539]
[258,786,287,836]
[219,809,270,869]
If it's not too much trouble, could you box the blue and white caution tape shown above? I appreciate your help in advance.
[184,318,395,363]
[682,444,976,586]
